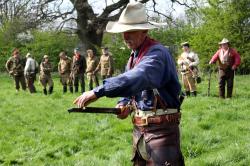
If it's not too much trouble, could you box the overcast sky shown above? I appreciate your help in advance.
[55,0,188,30]
[61,0,187,18]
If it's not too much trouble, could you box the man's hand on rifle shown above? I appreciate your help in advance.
[209,60,214,65]
[187,57,194,62]
[116,104,131,119]
[232,65,237,70]
[73,91,97,108]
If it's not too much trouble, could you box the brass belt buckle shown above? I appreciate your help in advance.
[137,116,148,127]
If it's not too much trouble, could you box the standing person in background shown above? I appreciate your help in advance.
[40,55,54,95]
[58,51,73,93]
[24,53,38,93]
[177,42,199,97]
[209,38,241,98]
[74,2,184,165]
[95,47,114,79]
[5,48,26,92]
[86,49,99,90]
[71,48,86,93]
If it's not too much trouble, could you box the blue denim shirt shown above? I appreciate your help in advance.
[93,43,181,110]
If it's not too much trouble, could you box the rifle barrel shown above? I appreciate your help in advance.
[68,107,121,115]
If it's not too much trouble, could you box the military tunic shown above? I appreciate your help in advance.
[95,54,114,79]
[40,61,54,89]
[58,57,72,87]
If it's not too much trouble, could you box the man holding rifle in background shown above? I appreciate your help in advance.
[73,2,184,165]
[209,38,241,98]
[178,42,200,97]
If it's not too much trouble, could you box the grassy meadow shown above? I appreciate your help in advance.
[0,72,250,166]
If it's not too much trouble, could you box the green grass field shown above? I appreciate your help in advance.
[0,73,250,166]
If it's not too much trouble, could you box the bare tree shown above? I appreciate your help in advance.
[0,0,192,50]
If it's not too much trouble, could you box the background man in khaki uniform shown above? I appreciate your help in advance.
[71,48,86,93]
[5,48,26,92]
[40,55,54,95]
[24,53,38,93]
[95,47,114,79]
[178,42,199,96]
[86,49,99,90]
[58,51,73,93]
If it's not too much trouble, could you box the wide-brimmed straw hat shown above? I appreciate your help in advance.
[219,38,229,45]
[106,2,159,33]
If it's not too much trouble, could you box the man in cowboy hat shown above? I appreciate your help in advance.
[73,2,184,165]
[209,38,241,98]
[178,42,200,96]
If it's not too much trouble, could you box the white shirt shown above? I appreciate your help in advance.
[178,51,199,68]
[24,57,38,75]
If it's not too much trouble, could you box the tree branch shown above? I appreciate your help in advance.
[171,0,191,8]
[99,0,129,18]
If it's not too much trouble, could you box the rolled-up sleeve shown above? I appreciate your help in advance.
[210,50,220,64]
[232,49,241,68]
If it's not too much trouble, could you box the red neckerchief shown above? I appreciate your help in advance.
[129,37,158,69]
[75,53,80,60]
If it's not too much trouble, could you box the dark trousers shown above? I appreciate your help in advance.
[25,74,36,93]
[73,73,85,93]
[219,68,234,98]
[132,124,184,166]
[14,75,26,91]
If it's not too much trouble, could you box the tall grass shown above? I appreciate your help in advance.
[0,73,249,165]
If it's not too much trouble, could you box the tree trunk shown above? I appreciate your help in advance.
[76,13,106,54]
[71,0,149,54]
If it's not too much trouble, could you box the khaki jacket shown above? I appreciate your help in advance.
[5,56,25,76]
[58,57,72,75]
[95,54,114,76]
[40,61,52,77]
[86,57,99,75]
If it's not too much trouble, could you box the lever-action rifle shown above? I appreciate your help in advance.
[68,107,122,115]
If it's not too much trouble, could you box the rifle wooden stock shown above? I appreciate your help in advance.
[68,107,121,115]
